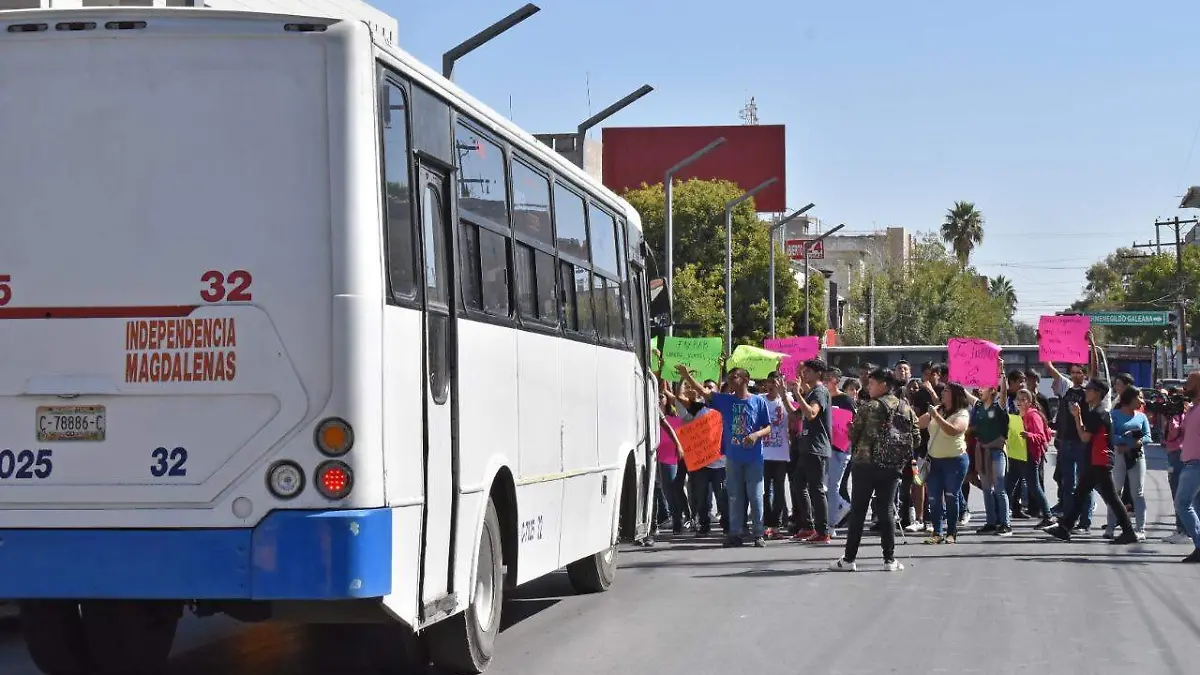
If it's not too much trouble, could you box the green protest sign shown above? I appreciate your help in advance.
[661,337,723,383]
[726,345,786,379]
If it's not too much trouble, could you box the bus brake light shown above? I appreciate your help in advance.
[315,461,353,500]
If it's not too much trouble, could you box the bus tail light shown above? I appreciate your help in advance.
[267,461,305,499]
[314,417,354,456]
[315,461,353,500]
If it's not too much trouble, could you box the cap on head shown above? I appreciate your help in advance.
[1086,379,1110,397]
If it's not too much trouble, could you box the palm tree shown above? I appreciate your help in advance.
[989,275,1018,316]
[941,201,985,269]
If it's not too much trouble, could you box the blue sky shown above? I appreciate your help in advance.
[382,1,1200,324]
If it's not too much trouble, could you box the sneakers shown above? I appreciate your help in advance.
[721,536,744,548]
[1070,525,1091,534]
[791,529,817,541]
[805,533,833,544]
[1011,511,1031,520]
[943,534,957,544]
[882,559,904,572]
[976,524,997,535]
[1182,549,1200,563]
[959,510,972,526]
[1165,531,1192,545]
[995,525,1014,537]
[904,522,924,533]
[1044,524,1071,542]
[1102,529,1114,540]
[1035,517,1055,530]
[829,557,857,572]
[923,534,943,545]
[753,537,766,548]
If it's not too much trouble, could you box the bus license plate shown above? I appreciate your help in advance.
[37,405,106,442]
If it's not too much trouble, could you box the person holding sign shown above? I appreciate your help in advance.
[675,363,772,548]
[918,382,971,544]
[1041,330,1100,532]
[969,369,1013,537]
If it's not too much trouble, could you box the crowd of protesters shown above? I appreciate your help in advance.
[651,332,1200,570]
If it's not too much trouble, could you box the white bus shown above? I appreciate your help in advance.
[0,8,658,675]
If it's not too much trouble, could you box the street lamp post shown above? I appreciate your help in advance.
[664,137,726,336]
[723,178,778,354]
[802,223,845,336]
[768,203,815,337]
[442,3,541,80]
[575,84,654,169]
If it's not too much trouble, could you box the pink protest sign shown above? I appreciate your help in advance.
[764,336,820,380]
[1038,315,1091,363]
[831,407,853,451]
[948,338,1002,389]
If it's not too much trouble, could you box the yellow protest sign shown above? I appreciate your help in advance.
[1007,413,1027,461]
[726,345,786,379]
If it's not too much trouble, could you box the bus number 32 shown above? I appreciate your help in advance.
[150,447,188,477]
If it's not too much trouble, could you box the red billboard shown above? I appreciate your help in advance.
[601,125,787,212]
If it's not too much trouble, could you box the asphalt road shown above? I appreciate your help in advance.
[3,446,1199,675]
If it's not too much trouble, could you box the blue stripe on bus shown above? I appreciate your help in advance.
[0,508,392,600]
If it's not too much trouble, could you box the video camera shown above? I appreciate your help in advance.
[1144,389,1188,416]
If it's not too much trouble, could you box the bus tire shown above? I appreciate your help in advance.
[566,543,617,594]
[19,601,88,675]
[80,601,180,675]
[425,497,503,675]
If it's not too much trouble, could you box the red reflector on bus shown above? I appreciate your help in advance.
[315,461,353,500]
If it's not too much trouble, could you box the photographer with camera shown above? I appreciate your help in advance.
[1172,372,1200,562]
[1142,386,1192,544]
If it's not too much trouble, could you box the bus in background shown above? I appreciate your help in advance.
[1104,344,1156,388]
[0,8,657,675]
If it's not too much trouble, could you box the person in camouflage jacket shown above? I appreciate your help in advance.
[831,369,920,573]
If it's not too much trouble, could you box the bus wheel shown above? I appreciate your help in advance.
[19,601,88,675]
[80,601,180,675]
[566,543,617,594]
[426,497,503,675]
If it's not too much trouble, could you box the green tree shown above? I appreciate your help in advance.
[940,201,986,269]
[843,233,1008,345]
[1069,246,1194,346]
[624,179,825,347]
[988,275,1017,317]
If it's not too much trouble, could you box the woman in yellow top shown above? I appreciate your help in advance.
[918,382,972,544]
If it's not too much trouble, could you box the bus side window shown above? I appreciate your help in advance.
[380,78,417,299]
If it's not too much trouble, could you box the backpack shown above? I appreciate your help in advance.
[872,398,915,470]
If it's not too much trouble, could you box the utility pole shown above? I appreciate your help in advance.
[1127,215,1198,377]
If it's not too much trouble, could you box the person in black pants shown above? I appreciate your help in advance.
[1045,379,1141,545]
[830,369,920,572]
[785,358,835,543]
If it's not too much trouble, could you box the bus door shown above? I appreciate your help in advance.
[630,264,655,540]
[416,163,457,614]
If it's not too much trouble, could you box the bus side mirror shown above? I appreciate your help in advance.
[649,277,671,330]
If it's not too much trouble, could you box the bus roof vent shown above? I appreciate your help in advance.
[6,22,48,32]
[283,22,327,33]
[55,20,96,30]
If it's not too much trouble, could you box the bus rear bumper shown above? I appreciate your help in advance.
[0,508,393,600]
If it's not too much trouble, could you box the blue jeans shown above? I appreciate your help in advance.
[826,450,851,520]
[1174,461,1200,548]
[1168,450,1184,533]
[1019,457,1051,519]
[927,454,969,536]
[982,447,1010,527]
[726,457,765,538]
[655,462,682,530]
[1057,440,1095,528]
